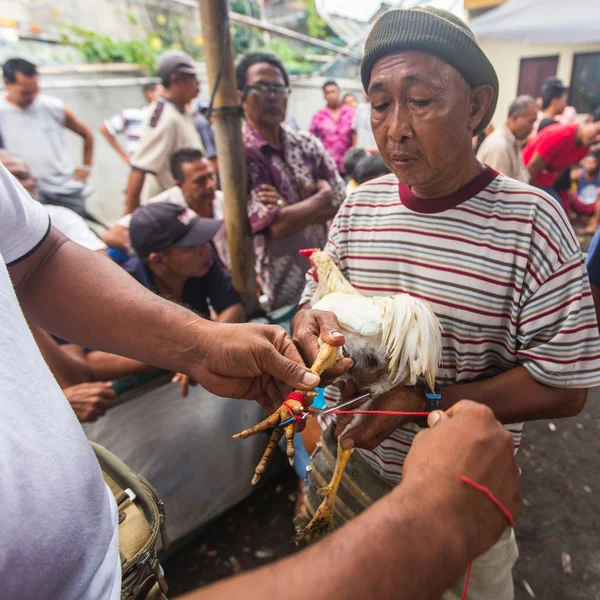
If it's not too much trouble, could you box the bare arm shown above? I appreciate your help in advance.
[85,351,156,381]
[124,168,146,215]
[101,224,131,251]
[100,123,130,164]
[269,181,337,239]
[214,303,245,324]
[64,106,94,168]
[591,284,600,332]
[526,151,548,183]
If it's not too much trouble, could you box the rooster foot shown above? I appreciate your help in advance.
[295,445,354,543]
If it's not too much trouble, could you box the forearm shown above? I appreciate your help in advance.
[83,133,94,166]
[215,303,245,324]
[86,351,157,381]
[100,126,129,162]
[124,169,146,214]
[270,192,335,238]
[182,474,474,600]
[442,366,587,422]
[14,230,215,377]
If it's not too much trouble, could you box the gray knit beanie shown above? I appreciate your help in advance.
[361,7,498,135]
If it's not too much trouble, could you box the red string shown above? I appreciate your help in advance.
[330,410,431,417]
[461,562,472,600]
[282,401,297,421]
[285,391,310,407]
[459,475,515,528]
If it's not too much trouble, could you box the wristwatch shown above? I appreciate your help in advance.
[414,382,441,428]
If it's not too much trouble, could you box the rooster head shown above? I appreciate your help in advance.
[300,248,320,282]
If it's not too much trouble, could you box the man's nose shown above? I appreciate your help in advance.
[387,104,414,142]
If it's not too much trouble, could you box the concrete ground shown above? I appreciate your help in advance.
[163,388,600,599]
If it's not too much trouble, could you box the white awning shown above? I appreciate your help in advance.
[470,0,600,44]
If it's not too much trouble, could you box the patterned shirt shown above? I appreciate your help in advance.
[309,105,355,173]
[104,106,148,156]
[301,167,600,484]
[243,123,345,311]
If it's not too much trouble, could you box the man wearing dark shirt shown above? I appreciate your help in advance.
[127,201,244,323]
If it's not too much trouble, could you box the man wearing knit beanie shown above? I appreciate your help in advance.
[293,7,600,600]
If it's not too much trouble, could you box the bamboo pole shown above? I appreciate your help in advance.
[198,0,257,314]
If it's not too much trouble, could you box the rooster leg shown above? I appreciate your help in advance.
[295,444,353,543]
[251,428,283,485]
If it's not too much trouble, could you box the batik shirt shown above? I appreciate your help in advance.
[243,123,345,311]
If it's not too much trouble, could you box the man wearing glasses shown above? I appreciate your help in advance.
[236,52,346,315]
[124,51,205,214]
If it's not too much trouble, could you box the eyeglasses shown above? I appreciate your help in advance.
[244,84,290,99]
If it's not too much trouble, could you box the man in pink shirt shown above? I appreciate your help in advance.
[309,80,355,173]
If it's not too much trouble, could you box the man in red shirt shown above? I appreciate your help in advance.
[523,112,600,207]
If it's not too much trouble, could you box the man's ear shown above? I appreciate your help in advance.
[147,252,163,268]
[468,84,494,133]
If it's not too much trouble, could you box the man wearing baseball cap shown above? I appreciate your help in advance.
[293,7,600,600]
[124,50,205,214]
[126,202,244,325]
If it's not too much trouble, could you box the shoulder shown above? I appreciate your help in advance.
[478,129,509,152]
[121,107,143,123]
[146,99,174,129]
[291,128,327,155]
[38,94,64,110]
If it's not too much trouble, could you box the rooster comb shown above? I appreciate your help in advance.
[299,248,319,257]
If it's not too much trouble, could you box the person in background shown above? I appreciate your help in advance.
[0,150,106,253]
[100,82,159,163]
[476,95,537,183]
[309,79,355,174]
[342,147,367,194]
[352,95,378,153]
[523,110,600,208]
[537,76,568,132]
[342,92,358,110]
[194,100,218,169]
[236,52,345,314]
[124,50,204,214]
[570,152,600,216]
[472,123,494,154]
[353,152,391,185]
[0,58,94,218]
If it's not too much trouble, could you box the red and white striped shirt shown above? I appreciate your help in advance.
[301,167,600,483]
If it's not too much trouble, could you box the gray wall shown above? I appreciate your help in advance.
[8,70,363,225]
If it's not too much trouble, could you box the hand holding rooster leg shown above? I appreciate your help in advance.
[233,342,341,485]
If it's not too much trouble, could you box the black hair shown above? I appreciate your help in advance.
[343,92,357,102]
[323,79,339,92]
[170,147,206,181]
[343,148,367,179]
[353,154,390,185]
[3,58,37,83]
[541,77,568,110]
[143,82,158,94]
[235,52,289,91]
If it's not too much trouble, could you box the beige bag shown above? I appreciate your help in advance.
[91,442,170,600]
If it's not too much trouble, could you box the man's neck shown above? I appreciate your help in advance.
[542,107,558,120]
[151,270,187,302]
[4,94,25,109]
[249,120,282,148]
[410,153,484,200]
[327,104,340,112]
[160,91,185,112]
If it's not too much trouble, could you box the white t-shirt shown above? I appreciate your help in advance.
[0,163,120,599]
[46,205,108,251]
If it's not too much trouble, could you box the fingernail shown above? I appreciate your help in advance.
[331,331,344,340]
[340,436,354,450]
[302,371,320,386]
[428,412,440,427]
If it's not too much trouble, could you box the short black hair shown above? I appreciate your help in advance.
[170,147,206,181]
[235,52,289,91]
[343,148,367,179]
[323,79,339,92]
[541,77,568,110]
[354,154,390,185]
[3,58,37,83]
[143,82,158,94]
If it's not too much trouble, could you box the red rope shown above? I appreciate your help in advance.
[459,475,516,528]
[285,391,310,408]
[461,562,473,600]
[330,410,431,417]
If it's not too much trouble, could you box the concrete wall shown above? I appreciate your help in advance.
[480,38,600,126]
[16,70,363,225]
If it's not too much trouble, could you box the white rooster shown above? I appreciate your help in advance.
[234,248,442,541]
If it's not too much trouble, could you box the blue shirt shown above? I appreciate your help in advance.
[586,229,600,286]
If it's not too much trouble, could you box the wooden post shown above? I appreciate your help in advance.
[198,0,257,314]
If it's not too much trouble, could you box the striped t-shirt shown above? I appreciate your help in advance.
[104,106,148,156]
[301,167,600,484]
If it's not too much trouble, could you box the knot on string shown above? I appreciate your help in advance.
[285,390,310,407]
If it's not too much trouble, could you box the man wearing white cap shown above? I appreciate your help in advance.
[124,50,204,214]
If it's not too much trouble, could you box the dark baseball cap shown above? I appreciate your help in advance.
[130,202,222,257]
[157,50,198,81]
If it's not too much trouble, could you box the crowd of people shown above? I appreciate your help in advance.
[1,5,599,599]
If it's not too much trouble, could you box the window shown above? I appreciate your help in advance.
[517,56,559,98]
[569,52,600,114]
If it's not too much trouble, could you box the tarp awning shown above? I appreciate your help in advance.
[470,0,600,45]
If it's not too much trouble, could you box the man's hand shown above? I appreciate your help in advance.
[336,385,425,450]
[403,401,522,557]
[73,167,90,182]
[63,382,116,422]
[257,184,286,207]
[292,308,353,386]
[189,322,321,415]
